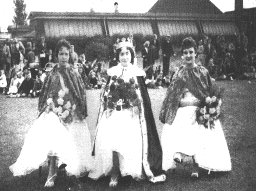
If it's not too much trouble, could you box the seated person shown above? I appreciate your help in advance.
[17,71,34,97]
[0,70,7,94]
[31,72,44,97]
[7,71,24,96]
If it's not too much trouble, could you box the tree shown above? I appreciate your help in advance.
[13,0,27,25]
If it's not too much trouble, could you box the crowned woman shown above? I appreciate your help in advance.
[89,38,166,187]
[159,37,231,178]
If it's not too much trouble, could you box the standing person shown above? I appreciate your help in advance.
[162,36,174,78]
[2,39,12,75]
[70,45,78,65]
[159,37,231,178]
[142,41,154,79]
[9,39,93,187]
[151,34,160,61]
[36,36,48,69]
[89,39,166,187]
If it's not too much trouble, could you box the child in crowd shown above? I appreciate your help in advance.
[17,70,34,97]
[7,71,24,97]
[0,70,7,94]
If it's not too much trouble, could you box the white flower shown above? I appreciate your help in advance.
[57,98,64,105]
[64,101,71,110]
[47,98,53,105]
[209,108,216,114]
[204,114,210,120]
[72,104,76,111]
[59,110,69,119]
[205,97,211,104]
[58,90,65,98]
[200,107,206,114]
[211,96,217,103]
[56,106,63,114]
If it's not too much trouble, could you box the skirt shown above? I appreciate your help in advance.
[161,106,232,172]
[89,109,143,180]
[9,112,93,177]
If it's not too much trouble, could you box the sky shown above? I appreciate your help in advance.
[0,0,256,32]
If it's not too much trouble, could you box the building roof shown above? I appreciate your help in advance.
[148,0,222,15]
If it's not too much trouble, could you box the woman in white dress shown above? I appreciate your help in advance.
[9,39,93,187]
[89,39,166,187]
[159,37,231,178]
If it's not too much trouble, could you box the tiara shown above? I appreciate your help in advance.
[116,37,133,49]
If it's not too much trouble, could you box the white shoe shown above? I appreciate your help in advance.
[191,172,199,178]
[44,174,57,187]
[109,176,119,187]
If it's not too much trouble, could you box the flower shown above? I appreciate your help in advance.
[211,96,217,103]
[72,104,76,111]
[64,101,71,110]
[200,107,206,114]
[209,108,216,114]
[58,90,65,98]
[47,98,53,105]
[57,98,64,105]
[205,97,211,104]
[204,114,210,120]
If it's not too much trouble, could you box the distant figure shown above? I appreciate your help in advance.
[162,36,174,77]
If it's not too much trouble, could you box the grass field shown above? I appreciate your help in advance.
[0,80,256,191]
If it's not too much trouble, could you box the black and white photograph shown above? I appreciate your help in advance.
[0,0,256,190]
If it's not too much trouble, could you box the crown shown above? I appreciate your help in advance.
[116,37,133,49]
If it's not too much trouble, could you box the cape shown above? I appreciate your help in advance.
[38,64,88,122]
[93,63,163,178]
[159,65,212,125]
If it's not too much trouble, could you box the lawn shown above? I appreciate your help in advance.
[0,80,256,191]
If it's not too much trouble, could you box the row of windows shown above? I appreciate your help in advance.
[44,20,239,37]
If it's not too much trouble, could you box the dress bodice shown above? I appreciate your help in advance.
[180,89,200,107]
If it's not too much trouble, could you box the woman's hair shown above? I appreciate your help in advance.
[181,37,197,53]
[55,39,71,58]
[54,39,72,64]
[115,47,135,64]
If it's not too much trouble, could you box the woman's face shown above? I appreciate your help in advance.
[182,47,196,66]
[58,46,70,65]
[119,47,131,67]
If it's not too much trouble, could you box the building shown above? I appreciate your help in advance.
[26,0,240,41]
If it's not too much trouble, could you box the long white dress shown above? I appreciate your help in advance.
[89,63,165,181]
[161,90,232,172]
[9,66,93,177]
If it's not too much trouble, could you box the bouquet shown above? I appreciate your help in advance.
[104,75,140,111]
[45,88,76,123]
[196,85,224,129]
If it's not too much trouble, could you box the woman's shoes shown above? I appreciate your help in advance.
[173,152,183,164]
[44,173,57,187]
[109,175,119,187]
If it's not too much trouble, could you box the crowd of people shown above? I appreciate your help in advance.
[0,37,107,98]
[6,36,232,189]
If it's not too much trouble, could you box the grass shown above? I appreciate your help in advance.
[0,80,256,191]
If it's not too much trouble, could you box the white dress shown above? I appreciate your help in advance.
[89,63,165,182]
[9,111,93,177]
[161,90,232,172]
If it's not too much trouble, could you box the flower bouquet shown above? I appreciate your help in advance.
[104,75,140,111]
[196,85,224,129]
[45,88,76,123]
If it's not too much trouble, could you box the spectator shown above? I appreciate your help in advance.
[7,71,24,97]
[79,54,91,77]
[197,39,205,66]
[0,70,7,94]
[70,45,78,65]
[2,39,12,75]
[162,36,174,78]
[17,70,34,97]
[36,36,48,69]
[151,34,160,61]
